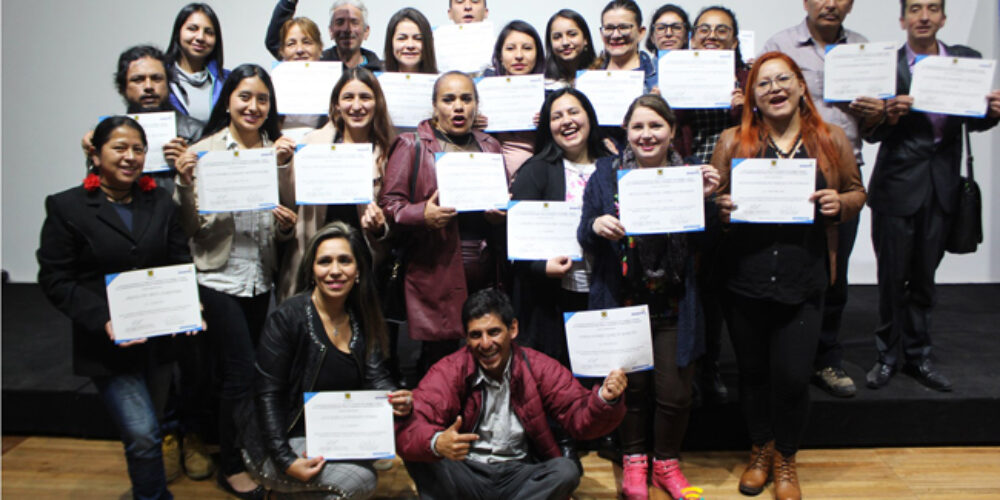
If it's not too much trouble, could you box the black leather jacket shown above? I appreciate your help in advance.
[243,292,396,471]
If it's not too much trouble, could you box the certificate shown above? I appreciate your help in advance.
[130,112,177,173]
[476,74,545,132]
[823,42,897,102]
[271,61,344,115]
[195,149,279,213]
[657,49,735,109]
[910,55,997,117]
[434,22,494,73]
[294,143,373,205]
[574,70,645,126]
[304,391,395,461]
[617,166,705,235]
[738,31,755,64]
[377,72,437,127]
[506,201,583,261]
[105,264,202,343]
[564,305,654,377]
[730,158,816,224]
[434,152,508,212]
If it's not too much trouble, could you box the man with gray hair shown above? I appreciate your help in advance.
[265,0,383,70]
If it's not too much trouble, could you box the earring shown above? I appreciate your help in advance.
[355,275,360,284]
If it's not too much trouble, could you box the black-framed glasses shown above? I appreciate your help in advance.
[694,23,733,38]
[600,23,635,34]
[653,23,685,35]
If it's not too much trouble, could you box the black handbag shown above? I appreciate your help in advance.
[378,136,420,322]
[945,124,983,254]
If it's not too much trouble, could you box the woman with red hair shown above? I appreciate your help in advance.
[711,51,865,500]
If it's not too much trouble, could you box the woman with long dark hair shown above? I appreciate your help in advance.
[543,9,598,90]
[382,8,438,74]
[712,52,866,500]
[165,3,229,122]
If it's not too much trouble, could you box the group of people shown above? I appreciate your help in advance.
[36,0,1000,500]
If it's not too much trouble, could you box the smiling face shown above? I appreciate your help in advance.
[549,16,587,63]
[124,57,169,112]
[549,93,591,162]
[433,74,477,135]
[900,0,946,45]
[228,76,271,136]
[392,19,424,72]
[501,30,537,75]
[804,0,853,32]
[466,313,517,380]
[692,9,737,51]
[179,11,216,66]
[626,106,674,168]
[330,4,369,54]
[752,59,806,124]
[448,0,488,24]
[651,11,687,50]
[311,237,358,302]
[281,24,321,61]
[601,8,642,60]
[92,126,147,190]
[335,79,376,135]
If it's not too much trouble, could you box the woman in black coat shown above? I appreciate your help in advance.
[37,115,193,500]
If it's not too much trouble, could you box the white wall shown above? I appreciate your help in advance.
[2,0,997,283]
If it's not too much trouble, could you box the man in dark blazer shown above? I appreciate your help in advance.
[864,0,1000,391]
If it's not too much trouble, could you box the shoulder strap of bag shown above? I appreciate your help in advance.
[962,122,975,182]
[409,133,421,203]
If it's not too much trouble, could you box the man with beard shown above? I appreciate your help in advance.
[82,45,203,196]
[264,0,383,70]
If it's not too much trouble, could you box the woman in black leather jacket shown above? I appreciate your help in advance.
[239,221,412,499]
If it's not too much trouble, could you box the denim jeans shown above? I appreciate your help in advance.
[93,364,173,500]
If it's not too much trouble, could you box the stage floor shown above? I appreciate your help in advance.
[4,283,1000,447]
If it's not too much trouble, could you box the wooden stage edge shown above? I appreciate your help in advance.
[3,436,1000,499]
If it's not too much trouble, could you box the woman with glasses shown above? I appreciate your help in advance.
[597,0,656,93]
[712,52,865,500]
[645,4,691,53]
[543,9,599,90]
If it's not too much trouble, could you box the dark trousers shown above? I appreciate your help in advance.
[816,211,860,369]
[620,320,696,459]
[723,291,822,456]
[871,200,949,366]
[198,286,270,476]
[405,457,579,500]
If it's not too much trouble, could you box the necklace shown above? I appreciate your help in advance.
[100,184,132,204]
[767,134,802,159]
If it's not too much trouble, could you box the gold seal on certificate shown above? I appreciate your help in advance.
[293,143,374,205]
[105,264,202,343]
[506,201,583,261]
[564,305,655,378]
[195,149,280,213]
[304,391,396,461]
[730,158,816,224]
[271,61,344,115]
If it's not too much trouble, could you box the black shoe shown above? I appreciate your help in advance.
[813,366,857,397]
[902,358,952,392]
[216,472,268,500]
[559,441,584,476]
[866,362,895,389]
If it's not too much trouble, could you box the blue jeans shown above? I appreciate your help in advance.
[93,364,173,500]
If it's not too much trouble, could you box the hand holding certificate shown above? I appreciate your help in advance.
[434,22,494,73]
[823,42,897,102]
[657,50,735,109]
[475,75,545,132]
[106,264,202,343]
[271,61,344,115]
[195,149,279,213]
[617,166,705,235]
[507,201,583,261]
[910,55,997,117]
[129,112,177,173]
[294,143,374,205]
[434,152,508,212]
[377,72,437,128]
[574,70,645,126]
[564,305,654,377]
[304,391,396,460]
[730,158,816,224]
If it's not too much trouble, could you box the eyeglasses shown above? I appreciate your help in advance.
[694,23,733,38]
[754,73,797,93]
[600,23,635,35]
[653,23,685,35]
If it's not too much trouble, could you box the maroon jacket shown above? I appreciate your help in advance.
[379,120,504,341]
[395,344,626,462]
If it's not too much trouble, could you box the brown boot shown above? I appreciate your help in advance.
[738,441,773,496]
[772,450,801,500]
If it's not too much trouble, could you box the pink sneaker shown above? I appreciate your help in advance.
[622,454,649,500]
[652,458,692,499]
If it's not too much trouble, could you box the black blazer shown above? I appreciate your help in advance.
[37,184,191,377]
[865,44,999,217]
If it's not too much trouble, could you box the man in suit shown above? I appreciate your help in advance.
[864,0,1000,391]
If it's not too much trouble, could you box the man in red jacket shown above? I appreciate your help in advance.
[396,289,627,499]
